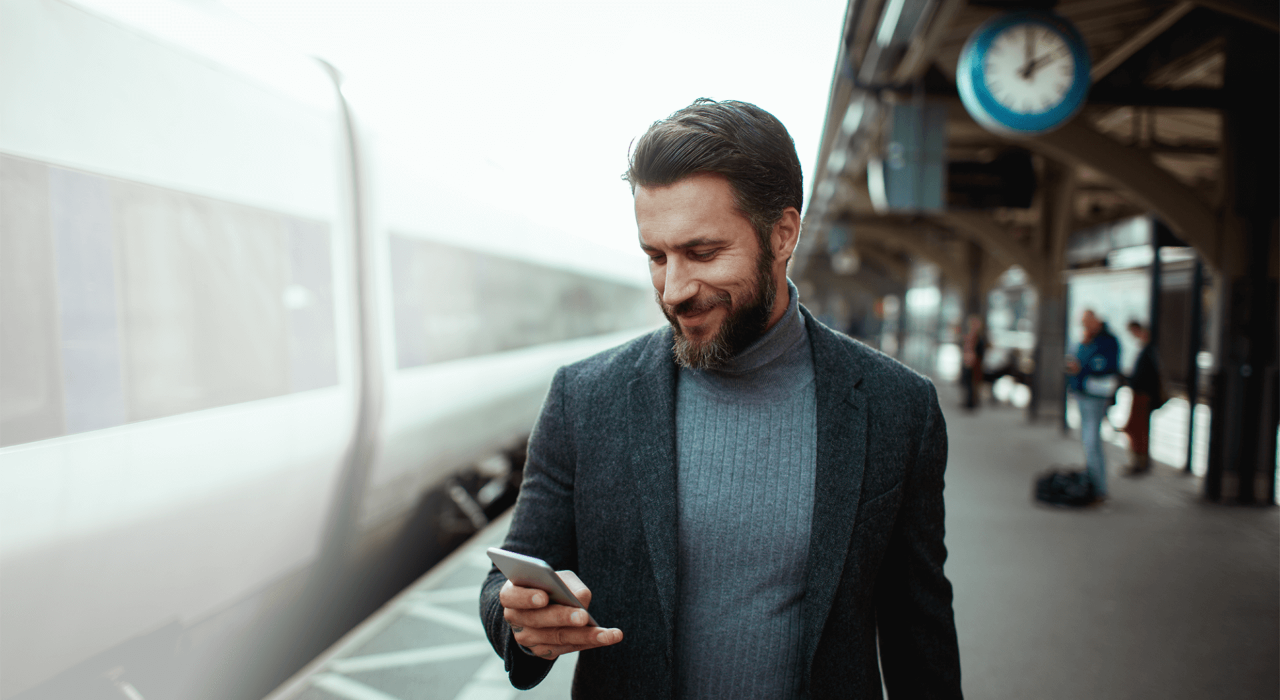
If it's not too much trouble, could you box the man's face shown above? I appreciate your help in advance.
[1081,311,1101,340]
[635,173,776,369]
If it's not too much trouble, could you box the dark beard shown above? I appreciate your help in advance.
[660,249,777,370]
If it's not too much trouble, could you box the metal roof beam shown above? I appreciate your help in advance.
[1194,0,1279,32]
[844,220,972,285]
[1028,119,1220,270]
[892,0,967,83]
[935,211,1047,286]
[1086,87,1223,109]
[1091,1,1196,82]
[853,243,913,282]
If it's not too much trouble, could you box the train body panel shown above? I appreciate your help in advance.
[365,328,653,527]
[1,0,360,695]
[1,402,349,694]
[0,0,343,221]
[352,124,659,529]
[0,0,659,697]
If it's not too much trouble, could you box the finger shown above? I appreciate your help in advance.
[514,625,599,649]
[499,580,550,610]
[528,644,562,661]
[556,570,592,609]
[505,603,592,629]
[523,643,585,661]
[516,626,623,652]
[525,627,624,659]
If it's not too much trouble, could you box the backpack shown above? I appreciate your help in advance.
[1034,468,1096,507]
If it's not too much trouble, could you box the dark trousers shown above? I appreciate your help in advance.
[1124,392,1152,456]
[961,367,980,409]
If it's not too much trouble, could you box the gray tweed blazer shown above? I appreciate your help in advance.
[480,307,962,699]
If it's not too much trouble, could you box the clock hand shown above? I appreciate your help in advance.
[1022,26,1035,74]
[1026,47,1070,78]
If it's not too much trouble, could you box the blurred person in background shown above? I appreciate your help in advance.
[1066,309,1121,502]
[1123,320,1161,475]
[960,315,987,410]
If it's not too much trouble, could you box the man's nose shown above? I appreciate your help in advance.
[661,259,697,308]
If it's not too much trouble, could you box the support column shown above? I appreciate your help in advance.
[1032,292,1068,427]
[1029,159,1074,427]
[964,240,984,320]
[1184,256,1203,473]
[1205,21,1279,504]
[1150,238,1162,346]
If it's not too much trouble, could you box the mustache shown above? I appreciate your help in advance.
[664,290,732,317]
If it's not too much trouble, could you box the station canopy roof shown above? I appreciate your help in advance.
[799,0,1276,292]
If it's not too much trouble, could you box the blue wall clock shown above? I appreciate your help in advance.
[957,11,1091,136]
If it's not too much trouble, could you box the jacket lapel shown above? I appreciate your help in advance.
[798,309,869,671]
[626,328,680,663]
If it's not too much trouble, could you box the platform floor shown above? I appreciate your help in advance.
[266,384,1278,700]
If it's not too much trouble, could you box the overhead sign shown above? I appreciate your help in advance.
[868,101,948,212]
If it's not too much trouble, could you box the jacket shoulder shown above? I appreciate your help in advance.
[559,326,668,388]
[808,318,937,402]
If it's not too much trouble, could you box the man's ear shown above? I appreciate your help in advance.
[771,207,802,264]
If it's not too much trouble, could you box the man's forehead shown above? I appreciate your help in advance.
[633,174,749,239]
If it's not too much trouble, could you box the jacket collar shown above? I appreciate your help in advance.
[626,326,680,664]
[797,306,870,675]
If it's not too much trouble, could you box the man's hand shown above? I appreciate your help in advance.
[500,570,623,661]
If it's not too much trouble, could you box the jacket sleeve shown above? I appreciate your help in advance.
[479,366,581,689]
[874,381,963,699]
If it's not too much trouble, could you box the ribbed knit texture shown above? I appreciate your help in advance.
[674,281,816,699]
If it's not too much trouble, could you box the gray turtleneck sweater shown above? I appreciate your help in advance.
[674,280,816,699]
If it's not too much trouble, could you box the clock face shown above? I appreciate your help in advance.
[956,12,1090,136]
[983,24,1076,115]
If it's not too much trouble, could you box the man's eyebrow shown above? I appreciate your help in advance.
[639,237,729,252]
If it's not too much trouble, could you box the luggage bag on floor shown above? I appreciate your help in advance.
[1034,468,1095,506]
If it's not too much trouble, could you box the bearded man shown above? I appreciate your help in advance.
[480,99,962,699]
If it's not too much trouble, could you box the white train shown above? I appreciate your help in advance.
[0,1,659,698]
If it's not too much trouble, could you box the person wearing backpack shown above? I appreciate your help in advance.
[1066,310,1121,502]
[1123,320,1164,475]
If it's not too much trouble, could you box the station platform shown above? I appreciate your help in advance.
[266,383,1277,700]
[262,508,575,700]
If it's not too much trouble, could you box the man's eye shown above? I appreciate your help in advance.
[691,250,717,261]
[648,254,666,264]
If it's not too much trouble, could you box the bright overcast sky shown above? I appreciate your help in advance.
[220,0,848,266]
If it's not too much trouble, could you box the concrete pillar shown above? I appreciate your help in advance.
[1028,159,1074,426]
[1031,293,1068,427]
[964,240,985,320]
[1205,21,1279,504]
[1184,256,1204,473]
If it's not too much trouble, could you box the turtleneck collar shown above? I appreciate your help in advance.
[717,278,805,374]
[679,279,812,401]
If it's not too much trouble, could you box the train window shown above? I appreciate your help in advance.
[50,167,129,432]
[389,233,655,368]
[285,219,340,392]
[0,154,339,448]
[0,156,66,445]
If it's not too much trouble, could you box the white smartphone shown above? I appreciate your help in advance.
[486,547,600,626]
